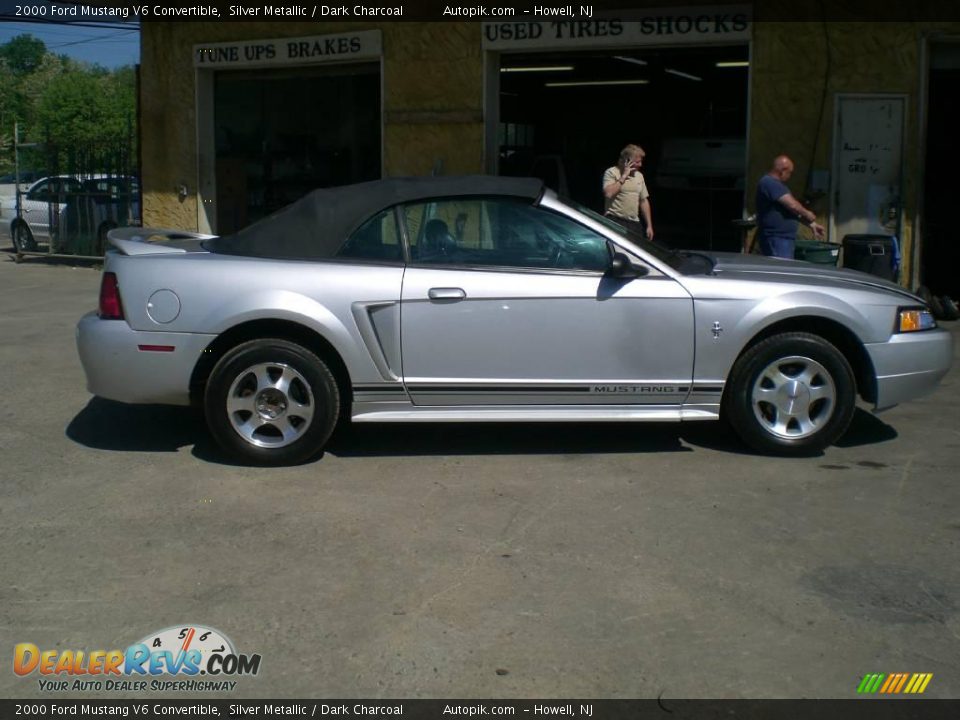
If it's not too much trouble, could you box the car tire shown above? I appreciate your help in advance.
[940,295,960,321]
[12,222,37,253]
[928,294,946,320]
[724,332,857,456]
[204,339,340,466]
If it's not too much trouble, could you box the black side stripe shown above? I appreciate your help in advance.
[408,385,692,394]
[353,385,406,393]
[355,384,721,394]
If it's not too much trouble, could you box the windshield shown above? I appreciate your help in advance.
[559,196,678,265]
[559,196,717,275]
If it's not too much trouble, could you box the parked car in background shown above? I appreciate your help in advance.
[60,176,142,255]
[76,176,951,466]
[1,175,81,252]
[1,174,140,254]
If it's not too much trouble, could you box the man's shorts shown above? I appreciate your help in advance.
[758,233,795,259]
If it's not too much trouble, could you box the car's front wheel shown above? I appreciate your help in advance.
[724,332,856,455]
[204,339,340,465]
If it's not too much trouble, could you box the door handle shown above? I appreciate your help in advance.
[428,287,466,301]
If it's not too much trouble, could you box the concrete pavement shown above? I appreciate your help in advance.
[1,255,958,700]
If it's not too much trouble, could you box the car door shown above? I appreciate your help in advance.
[21,176,79,243]
[20,178,56,240]
[399,197,695,406]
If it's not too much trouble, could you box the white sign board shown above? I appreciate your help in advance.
[482,7,751,50]
[194,30,381,68]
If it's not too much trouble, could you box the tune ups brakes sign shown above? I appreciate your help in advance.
[13,625,261,692]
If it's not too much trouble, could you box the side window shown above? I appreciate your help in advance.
[404,200,491,264]
[336,209,402,262]
[403,198,610,272]
[62,179,83,195]
[27,181,52,202]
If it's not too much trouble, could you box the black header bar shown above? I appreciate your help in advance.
[2,0,960,23]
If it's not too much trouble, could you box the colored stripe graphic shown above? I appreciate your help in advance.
[879,674,896,693]
[893,673,909,693]
[857,674,881,693]
[905,673,934,694]
[857,673,932,694]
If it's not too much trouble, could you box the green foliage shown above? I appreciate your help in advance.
[0,35,136,175]
[0,34,46,75]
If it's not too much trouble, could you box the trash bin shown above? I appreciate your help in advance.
[841,234,898,281]
[795,239,840,266]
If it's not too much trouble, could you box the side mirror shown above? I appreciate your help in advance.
[608,252,647,279]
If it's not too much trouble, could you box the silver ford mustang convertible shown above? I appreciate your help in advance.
[76,176,952,465]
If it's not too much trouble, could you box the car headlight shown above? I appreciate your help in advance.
[897,307,937,332]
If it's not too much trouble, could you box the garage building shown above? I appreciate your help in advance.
[138,8,960,296]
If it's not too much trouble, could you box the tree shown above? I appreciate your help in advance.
[0,35,137,175]
[0,34,47,75]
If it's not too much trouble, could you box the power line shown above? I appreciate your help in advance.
[0,23,133,39]
[0,15,139,31]
[47,31,138,49]
[0,25,107,38]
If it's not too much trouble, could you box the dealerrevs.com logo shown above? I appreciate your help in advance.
[14,625,261,692]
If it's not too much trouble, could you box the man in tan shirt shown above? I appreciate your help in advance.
[602,144,654,240]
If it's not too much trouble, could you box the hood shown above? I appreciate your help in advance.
[708,252,922,303]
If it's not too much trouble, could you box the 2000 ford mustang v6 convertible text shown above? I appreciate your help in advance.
[76,176,952,465]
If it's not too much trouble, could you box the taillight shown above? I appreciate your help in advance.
[98,272,124,320]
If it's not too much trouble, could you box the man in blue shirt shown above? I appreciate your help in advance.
[755,155,825,258]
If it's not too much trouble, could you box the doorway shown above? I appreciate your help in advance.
[922,44,960,298]
[830,95,905,245]
[497,45,749,251]
[213,63,381,235]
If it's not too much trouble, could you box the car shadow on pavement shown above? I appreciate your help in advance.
[67,399,897,463]
[66,398,207,453]
[324,421,694,458]
[834,407,899,448]
[679,406,898,455]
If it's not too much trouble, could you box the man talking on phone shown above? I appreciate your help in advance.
[602,144,654,240]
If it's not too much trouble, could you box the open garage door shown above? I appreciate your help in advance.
[213,63,381,235]
[921,44,960,300]
[497,45,749,252]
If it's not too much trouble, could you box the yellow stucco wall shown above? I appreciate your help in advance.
[749,19,960,285]
[140,22,485,229]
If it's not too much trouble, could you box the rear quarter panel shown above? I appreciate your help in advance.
[106,252,404,384]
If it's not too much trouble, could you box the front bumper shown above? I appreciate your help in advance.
[865,328,953,410]
[76,311,215,406]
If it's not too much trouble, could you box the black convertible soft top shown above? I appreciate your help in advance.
[207,175,545,259]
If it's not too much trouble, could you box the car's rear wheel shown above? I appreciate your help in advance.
[724,332,856,455]
[204,339,339,465]
[12,222,37,253]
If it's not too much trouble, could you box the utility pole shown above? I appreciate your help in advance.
[14,121,20,219]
